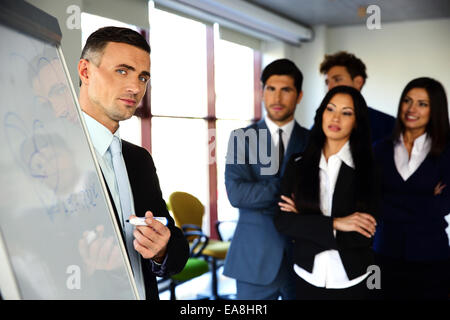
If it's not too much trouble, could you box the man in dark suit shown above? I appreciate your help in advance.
[224,59,309,299]
[319,51,395,144]
[77,27,188,300]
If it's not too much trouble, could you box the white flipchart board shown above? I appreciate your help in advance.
[0,0,138,299]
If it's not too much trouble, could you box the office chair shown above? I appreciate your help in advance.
[168,228,210,300]
[168,191,231,299]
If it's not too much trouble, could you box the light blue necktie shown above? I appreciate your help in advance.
[109,136,145,299]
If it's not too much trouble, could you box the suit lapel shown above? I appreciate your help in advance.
[255,119,307,176]
[331,163,355,217]
[257,119,271,157]
[255,119,275,175]
[284,123,301,162]
[281,122,306,176]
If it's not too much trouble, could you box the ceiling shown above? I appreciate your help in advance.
[245,0,450,27]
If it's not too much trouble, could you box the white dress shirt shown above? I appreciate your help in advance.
[294,141,370,289]
[264,116,295,152]
[83,113,168,298]
[82,112,136,226]
[394,133,431,181]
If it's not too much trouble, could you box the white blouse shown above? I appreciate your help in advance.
[264,115,295,150]
[294,141,370,289]
[394,133,431,181]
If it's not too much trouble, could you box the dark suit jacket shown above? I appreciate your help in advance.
[368,107,395,144]
[223,119,309,285]
[274,153,379,280]
[373,139,450,261]
[107,140,189,300]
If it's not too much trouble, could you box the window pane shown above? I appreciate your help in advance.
[216,119,252,222]
[151,117,210,231]
[149,8,208,118]
[215,39,254,120]
[119,116,141,146]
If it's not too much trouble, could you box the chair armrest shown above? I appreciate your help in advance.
[215,220,238,241]
[183,229,209,258]
[181,224,202,233]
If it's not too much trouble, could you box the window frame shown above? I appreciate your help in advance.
[136,24,262,238]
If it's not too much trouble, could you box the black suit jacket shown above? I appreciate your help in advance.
[274,153,379,280]
[105,140,189,300]
[368,107,395,144]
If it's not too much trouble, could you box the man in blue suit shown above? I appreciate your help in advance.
[319,51,395,144]
[223,59,309,299]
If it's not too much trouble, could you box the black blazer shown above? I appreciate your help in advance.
[106,140,189,300]
[274,153,379,280]
[367,107,395,144]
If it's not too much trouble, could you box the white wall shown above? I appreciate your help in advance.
[326,18,450,117]
[27,0,83,94]
[263,18,450,127]
[291,25,328,129]
[260,25,328,129]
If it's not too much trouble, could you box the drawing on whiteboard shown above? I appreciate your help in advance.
[9,49,78,124]
[3,112,99,219]
[30,49,78,123]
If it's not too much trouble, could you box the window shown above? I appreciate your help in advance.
[149,6,261,236]
[81,7,262,237]
[149,9,208,118]
[149,8,211,231]
[214,38,256,222]
[215,39,254,120]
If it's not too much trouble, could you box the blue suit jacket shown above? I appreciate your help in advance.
[368,107,395,144]
[373,139,450,261]
[223,119,309,285]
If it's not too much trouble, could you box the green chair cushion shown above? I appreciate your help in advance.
[171,258,209,282]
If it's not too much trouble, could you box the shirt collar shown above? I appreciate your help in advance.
[320,141,354,170]
[264,115,295,137]
[399,132,431,153]
[82,112,121,156]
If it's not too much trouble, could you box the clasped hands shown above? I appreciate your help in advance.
[434,181,446,196]
[279,195,377,238]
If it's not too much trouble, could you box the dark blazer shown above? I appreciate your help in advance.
[368,107,395,144]
[107,140,189,300]
[223,119,309,285]
[373,139,450,261]
[274,153,379,280]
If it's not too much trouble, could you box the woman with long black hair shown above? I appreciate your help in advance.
[373,77,450,300]
[274,85,379,300]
